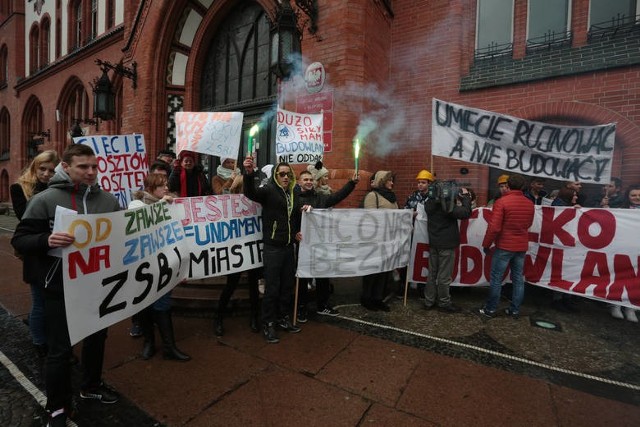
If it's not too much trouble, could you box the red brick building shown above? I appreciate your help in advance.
[1,0,639,206]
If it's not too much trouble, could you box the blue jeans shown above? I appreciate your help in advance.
[30,284,46,346]
[484,249,525,313]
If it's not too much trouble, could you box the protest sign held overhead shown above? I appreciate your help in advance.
[276,108,324,164]
[431,99,616,184]
[297,209,413,278]
[175,111,244,159]
[75,134,148,208]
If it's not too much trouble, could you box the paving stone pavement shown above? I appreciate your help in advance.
[2,212,640,426]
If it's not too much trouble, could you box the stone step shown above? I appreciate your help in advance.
[170,275,258,313]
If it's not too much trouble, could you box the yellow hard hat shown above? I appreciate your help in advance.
[416,170,434,181]
[497,174,509,185]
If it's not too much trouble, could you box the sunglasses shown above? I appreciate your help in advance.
[277,171,292,178]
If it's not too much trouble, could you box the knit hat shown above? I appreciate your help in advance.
[307,161,329,182]
[373,170,393,188]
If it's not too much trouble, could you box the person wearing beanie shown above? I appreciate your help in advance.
[168,151,212,197]
[361,171,398,311]
[307,161,332,195]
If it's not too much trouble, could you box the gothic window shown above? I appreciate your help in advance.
[41,17,51,67]
[23,97,44,160]
[0,44,7,87]
[106,0,115,29]
[70,0,83,50]
[0,108,9,160]
[200,2,277,165]
[57,78,90,144]
[476,0,514,57]
[29,24,40,73]
[90,0,98,40]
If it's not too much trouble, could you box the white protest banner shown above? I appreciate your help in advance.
[173,195,263,279]
[59,194,263,345]
[276,108,324,164]
[175,111,244,159]
[408,206,640,309]
[431,98,616,184]
[74,134,148,208]
[297,209,413,278]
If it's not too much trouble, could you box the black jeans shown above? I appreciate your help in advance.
[362,272,389,302]
[219,268,260,313]
[44,289,107,411]
[298,278,331,310]
[261,244,295,324]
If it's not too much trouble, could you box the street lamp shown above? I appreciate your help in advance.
[92,59,137,121]
[270,0,301,79]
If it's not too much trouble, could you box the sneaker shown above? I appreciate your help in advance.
[438,303,461,313]
[297,307,308,324]
[80,383,119,404]
[610,305,624,319]
[504,308,520,319]
[46,409,67,427]
[317,307,339,316]
[623,307,639,323]
[477,307,496,319]
[129,322,142,338]
[263,322,279,343]
[277,316,301,333]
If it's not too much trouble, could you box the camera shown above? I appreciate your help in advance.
[427,180,469,212]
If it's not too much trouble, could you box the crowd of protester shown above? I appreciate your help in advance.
[9,145,640,426]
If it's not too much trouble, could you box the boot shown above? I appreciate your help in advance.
[214,312,224,337]
[140,308,156,360]
[154,310,191,361]
[249,309,259,333]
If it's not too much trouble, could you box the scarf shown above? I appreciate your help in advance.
[180,168,202,197]
[216,164,239,180]
[374,187,397,204]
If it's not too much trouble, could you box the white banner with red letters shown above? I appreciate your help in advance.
[431,98,616,184]
[408,206,640,309]
[74,134,148,209]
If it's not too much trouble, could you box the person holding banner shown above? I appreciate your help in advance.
[423,180,473,313]
[10,150,59,358]
[361,171,399,311]
[168,151,212,197]
[478,174,534,319]
[128,174,191,361]
[296,169,360,319]
[12,144,121,426]
[243,157,301,343]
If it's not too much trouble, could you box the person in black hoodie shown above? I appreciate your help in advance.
[243,157,302,343]
[296,169,359,319]
[12,144,121,426]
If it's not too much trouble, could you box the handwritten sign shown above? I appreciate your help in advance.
[175,111,244,159]
[276,108,324,164]
[59,194,262,345]
[431,99,616,184]
[297,209,413,277]
[75,134,148,208]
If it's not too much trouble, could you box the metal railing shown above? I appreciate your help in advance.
[474,41,513,60]
[588,13,640,41]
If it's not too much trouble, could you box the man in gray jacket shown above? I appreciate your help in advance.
[12,144,121,427]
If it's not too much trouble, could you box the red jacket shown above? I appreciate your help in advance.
[482,190,534,252]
